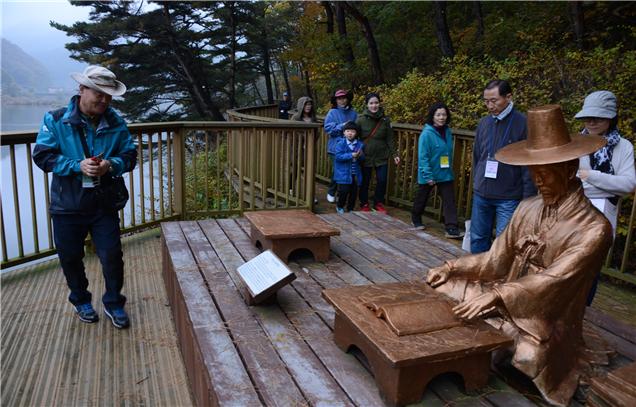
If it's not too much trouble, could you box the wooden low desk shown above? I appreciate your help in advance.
[244,209,340,263]
[323,281,514,407]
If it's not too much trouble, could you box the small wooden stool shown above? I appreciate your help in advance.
[244,210,340,263]
[323,282,513,407]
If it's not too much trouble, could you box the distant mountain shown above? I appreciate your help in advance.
[1,38,52,96]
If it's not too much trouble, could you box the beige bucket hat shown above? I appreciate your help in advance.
[71,65,127,96]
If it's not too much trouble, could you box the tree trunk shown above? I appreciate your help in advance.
[568,1,585,49]
[252,80,264,104]
[473,1,484,39]
[433,1,455,58]
[321,1,334,34]
[261,38,274,104]
[228,1,238,108]
[279,56,291,100]
[271,58,280,98]
[334,2,355,69]
[304,68,312,99]
[162,4,224,120]
[342,2,384,85]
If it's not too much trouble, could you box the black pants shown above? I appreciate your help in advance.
[359,164,388,206]
[411,181,458,228]
[52,211,126,309]
[337,176,359,211]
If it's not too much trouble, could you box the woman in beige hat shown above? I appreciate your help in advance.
[574,90,636,233]
[574,90,636,305]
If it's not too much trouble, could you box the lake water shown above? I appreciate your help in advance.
[1,104,62,132]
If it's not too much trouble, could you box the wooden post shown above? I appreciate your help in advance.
[260,128,268,208]
[619,191,636,273]
[305,129,316,211]
[173,128,187,220]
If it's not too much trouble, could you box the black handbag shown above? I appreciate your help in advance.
[77,127,129,212]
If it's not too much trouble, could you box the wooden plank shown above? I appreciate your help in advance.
[230,218,337,326]
[319,214,424,281]
[226,223,387,406]
[328,237,400,284]
[225,218,396,406]
[482,376,543,407]
[211,219,355,406]
[346,212,451,269]
[364,211,465,257]
[585,307,636,345]
[428,374,494,406]
[353,211,462,263]
[161,222,261,407]
[182,220,306,407]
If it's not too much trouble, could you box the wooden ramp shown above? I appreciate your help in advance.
[1,228,193,406]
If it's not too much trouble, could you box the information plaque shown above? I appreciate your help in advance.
[236,250,296,305]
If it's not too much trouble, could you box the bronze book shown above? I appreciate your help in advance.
[362,296,461,336]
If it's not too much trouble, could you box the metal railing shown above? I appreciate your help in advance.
[1,120,318,268]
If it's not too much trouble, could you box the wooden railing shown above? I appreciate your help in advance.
[240,104,635,275]
[1,120,318,268]
[1,106,633,274]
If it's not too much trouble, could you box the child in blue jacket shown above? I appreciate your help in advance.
[333,121,364,213]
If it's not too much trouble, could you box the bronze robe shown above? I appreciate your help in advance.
[437,185,612,406]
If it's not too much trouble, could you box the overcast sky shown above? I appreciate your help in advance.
[2,0,91,54]
[2,0,92,88]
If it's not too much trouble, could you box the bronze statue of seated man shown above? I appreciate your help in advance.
[426,105,612,407]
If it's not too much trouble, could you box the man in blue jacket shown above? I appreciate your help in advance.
[33,65,137,329]
[470,79,536,253]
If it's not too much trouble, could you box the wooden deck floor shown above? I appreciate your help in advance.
[1,229,193,406]
[2,211,634,406]
[162,212,635,406]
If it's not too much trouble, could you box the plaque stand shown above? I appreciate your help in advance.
[237,250,296,305]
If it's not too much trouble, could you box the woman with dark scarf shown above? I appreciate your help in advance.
[355,92,399,213]
[574,90,636,304]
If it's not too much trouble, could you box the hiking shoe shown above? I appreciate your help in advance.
[74,303,99,323]
[336,207,345,214]
[374,203,388,214]
[360,203,371,212]
[327,193,336,203]
[104,307,130,329]
[445,227,465,239]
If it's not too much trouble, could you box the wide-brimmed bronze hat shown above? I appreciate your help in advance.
[495,105,605,165]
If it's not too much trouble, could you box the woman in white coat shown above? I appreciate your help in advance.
[574,90,636,304]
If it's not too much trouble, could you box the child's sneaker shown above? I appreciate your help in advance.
[104,307,130,329]
[360,203,371,212]
[445,227,464,239]
[327,193,336,203]
[374,203,388,214]
[74,303,99,323]
[336,207,345,214]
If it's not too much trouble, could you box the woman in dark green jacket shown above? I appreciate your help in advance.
[356,93,400,213]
